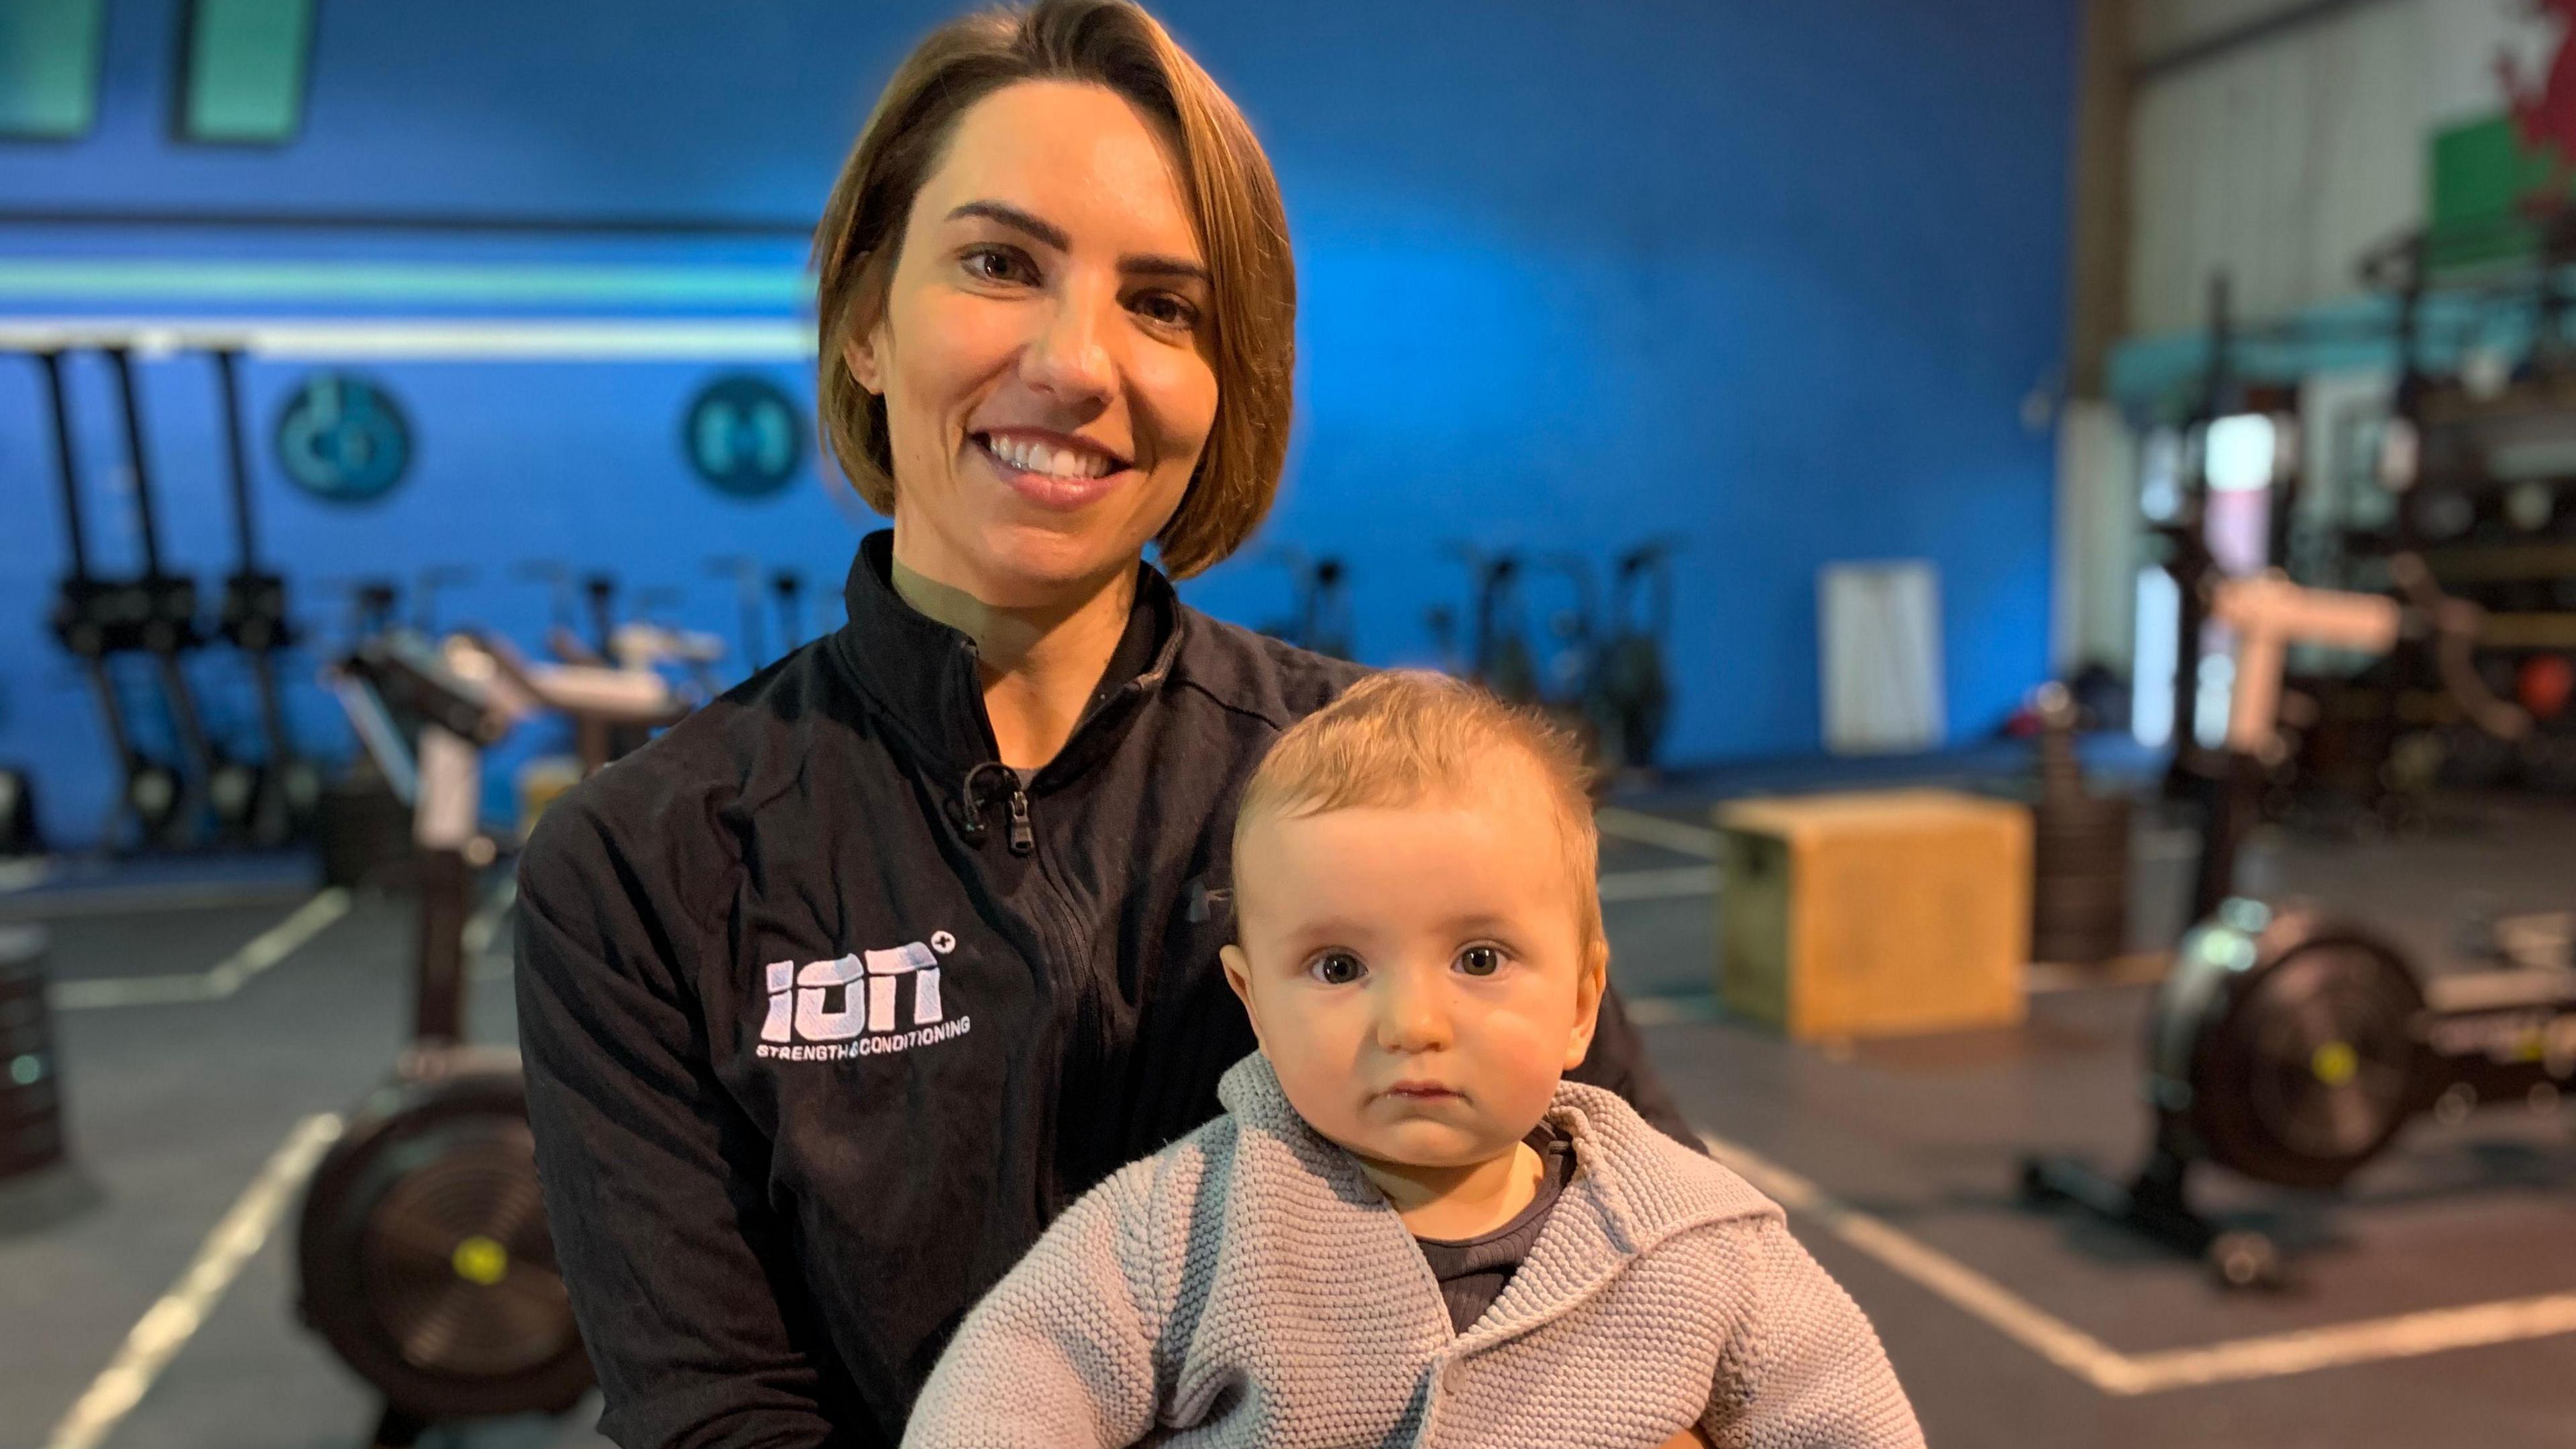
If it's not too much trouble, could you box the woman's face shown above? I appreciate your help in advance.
[846,80,1220,607]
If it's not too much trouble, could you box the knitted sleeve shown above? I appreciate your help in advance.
[900,1158,1164,1449]
[1699,1218,1925,1449]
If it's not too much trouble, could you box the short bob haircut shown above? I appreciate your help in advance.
[810,0,1295,580]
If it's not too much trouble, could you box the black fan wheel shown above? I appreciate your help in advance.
[2187,925,2424,1190]
[298,1069,592,1420]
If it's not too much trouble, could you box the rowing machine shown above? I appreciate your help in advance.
[2021,567,2565,1287]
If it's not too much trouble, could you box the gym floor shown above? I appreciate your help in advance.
[4,762,2573,1449]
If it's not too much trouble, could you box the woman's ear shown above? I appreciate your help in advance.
[1220,943,1267,1051]
[1562,937,1609,1071]
[842,330,883,397]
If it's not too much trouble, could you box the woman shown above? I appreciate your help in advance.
[515,4,1689,1444]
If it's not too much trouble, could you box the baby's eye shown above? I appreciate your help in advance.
[1456,945,1507,977]
[1308,951,1366,986]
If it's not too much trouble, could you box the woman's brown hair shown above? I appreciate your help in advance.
[811,0,1294,579]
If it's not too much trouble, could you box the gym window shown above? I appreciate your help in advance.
[0,0,108,141]
[176,0,315,145]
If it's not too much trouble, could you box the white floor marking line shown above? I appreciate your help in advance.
[2114,1293,2576,1393]
[0,857,56,892]
[1695,1129,2576,1395]
[49,890,351,1010]
[44,1113,344,1449]
[1594,807,1721,859]
[462,877,517,961]
[1699,1130,2140,1391]
[465,877,521,981]
[1597,865,1718,902]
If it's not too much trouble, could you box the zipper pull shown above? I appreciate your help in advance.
[1006,784,1034,856]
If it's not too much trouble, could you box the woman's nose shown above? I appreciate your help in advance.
[1020,286,1116,405]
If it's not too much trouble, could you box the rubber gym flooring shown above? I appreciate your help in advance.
[3,763,2572,1449]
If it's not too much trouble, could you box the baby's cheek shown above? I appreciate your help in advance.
[1472,1016,1574,1118]
[1268,1025,1365,1134]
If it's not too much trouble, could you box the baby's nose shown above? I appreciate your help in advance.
[1373,977,1454,1051]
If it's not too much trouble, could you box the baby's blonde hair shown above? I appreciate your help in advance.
[1234,671,1603,953]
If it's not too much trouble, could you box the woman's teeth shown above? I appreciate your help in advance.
[983,433,1113,480]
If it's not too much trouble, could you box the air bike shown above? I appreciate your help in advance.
[298,626,685,1446]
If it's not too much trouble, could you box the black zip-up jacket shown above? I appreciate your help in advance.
[515,531,1692,1449]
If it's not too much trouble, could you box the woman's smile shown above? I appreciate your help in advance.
[969,426,1136,511]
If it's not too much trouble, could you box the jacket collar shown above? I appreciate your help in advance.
[824,530,1183,787]
[1215,1050,1779,1350]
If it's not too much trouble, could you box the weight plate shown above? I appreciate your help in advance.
[2033,934,2126,965]
[2035,794,2133,828]
[2033,900,2125,924]
[2034,887,2127,914]
[2035,816,2130,843]
[2035,916,2128,947]
[2033,918,2126,948]
[2033,871,2129,898]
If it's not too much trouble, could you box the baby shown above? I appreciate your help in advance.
[904,672,1923,1448]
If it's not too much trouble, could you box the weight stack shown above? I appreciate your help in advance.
[2029,696,2132,965]
[0,926,67,1183]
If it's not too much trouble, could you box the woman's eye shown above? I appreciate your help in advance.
[1132,291,1199,329]
[1456,945,1505,977]
[1308,952,1365,985]
[962,247,1033,285]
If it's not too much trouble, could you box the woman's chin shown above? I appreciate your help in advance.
[972,521,1150,601]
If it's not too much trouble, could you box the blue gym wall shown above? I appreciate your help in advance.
[0,0,2076,845]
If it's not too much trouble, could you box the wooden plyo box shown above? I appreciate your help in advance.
[1716,789,2030,1041]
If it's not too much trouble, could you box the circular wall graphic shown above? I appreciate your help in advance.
[684,375,805,498]
[274,374,413,504]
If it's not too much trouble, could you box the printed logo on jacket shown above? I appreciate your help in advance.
[758,930,971,1061]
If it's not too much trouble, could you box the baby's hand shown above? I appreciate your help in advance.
[1653,1429,1713,1449]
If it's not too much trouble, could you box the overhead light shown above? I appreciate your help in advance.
[2206,413,2277,493]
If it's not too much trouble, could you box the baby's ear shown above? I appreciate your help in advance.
[1562,938,1609,1070]
[1220,944,1265,1049]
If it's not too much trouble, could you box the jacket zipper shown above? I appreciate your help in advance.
[1005,782,1033,855]
[953,760,1034,856]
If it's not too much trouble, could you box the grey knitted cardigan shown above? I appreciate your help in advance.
[903,1054,1923,1449]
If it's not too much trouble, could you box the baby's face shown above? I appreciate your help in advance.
[1221,761,1605,1172]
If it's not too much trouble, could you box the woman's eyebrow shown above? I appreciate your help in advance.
[946,199,1209,285]
[1124,254,1211,286]
[948,199,1068,248]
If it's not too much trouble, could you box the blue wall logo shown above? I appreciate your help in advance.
[684,374,804,498]
[274,374,412,504]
